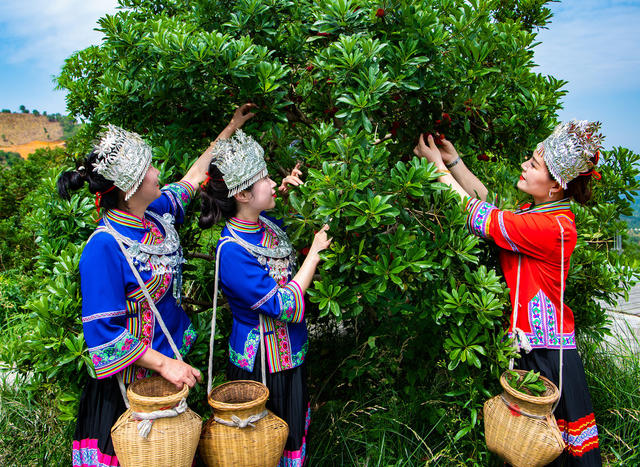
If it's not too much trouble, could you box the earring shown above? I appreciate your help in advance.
[548,189,553,199]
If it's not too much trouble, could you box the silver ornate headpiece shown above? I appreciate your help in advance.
[212,129,268,197]
[537,120,604,189]
[92,124,153,200]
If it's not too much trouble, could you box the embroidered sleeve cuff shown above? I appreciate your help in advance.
[89,330,148,379]
[276,281,305,323]
[465,198,497,239]
[162,181,196,214]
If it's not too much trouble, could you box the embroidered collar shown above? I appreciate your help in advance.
[517,198,571,215]
[228,217,262,233]
[105,209,146,229]
[526,198,571,214]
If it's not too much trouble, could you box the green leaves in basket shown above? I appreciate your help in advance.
[506,370,547,397]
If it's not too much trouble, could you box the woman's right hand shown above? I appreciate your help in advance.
[159,357,202,390]
[435,132,460,165]
[308,224,332,258]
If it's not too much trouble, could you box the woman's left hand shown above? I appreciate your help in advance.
[413,133,445,169]
[227,103,257,130]
[278,162,304,194]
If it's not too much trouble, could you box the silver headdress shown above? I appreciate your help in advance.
[93,124,153,200]
[211,129,267,197]
[537,120,604,189]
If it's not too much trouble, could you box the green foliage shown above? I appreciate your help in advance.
[506,369,546,396]
[0,0,637,464]
[0,150,21,166]
[581,332,640,465]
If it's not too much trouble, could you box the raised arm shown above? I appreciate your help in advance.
[181,103,257,187]
[435,133,489,201]
[413,133,470,201]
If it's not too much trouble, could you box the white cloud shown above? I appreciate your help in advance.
[534,1,640,92]
[0,0,119,69]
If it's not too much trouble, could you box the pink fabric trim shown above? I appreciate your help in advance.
[73,438,119,467]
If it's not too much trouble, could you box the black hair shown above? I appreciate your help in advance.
[56,150,121,211]
[564,175,592,205]
[198,163,239,229]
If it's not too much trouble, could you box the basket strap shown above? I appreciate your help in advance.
[104,231,184,408]
[508,255,523,370]
[552,218,565,413]
[207,238,236,395]
[113,235,183,361]
[117,373,130,409]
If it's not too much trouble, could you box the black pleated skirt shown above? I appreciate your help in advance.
[226,349,310,466]
[72,376,126,466]
[517,348,602,466]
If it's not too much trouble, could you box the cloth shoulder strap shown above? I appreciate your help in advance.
[508,219,565,413]
[207,237,268,394]
[94,228,184,406]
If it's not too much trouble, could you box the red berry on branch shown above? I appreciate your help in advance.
[390,120,401,137]
[301,247,310,256]
[375,8,385,17]
[442,112,451,122]
[435,119,442,125]
[316,32,331,37]
[306,65,314,71]
[477,153,489,161]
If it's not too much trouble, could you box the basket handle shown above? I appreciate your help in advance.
[110,233,185,408]
[508,219,565,414]
[552,218,565,413]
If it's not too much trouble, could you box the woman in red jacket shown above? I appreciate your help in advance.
[414,121,602,466]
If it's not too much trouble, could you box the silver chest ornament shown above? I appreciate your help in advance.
[103,211,186,303]
[226,216,296,284]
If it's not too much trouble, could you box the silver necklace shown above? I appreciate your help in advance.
[226,216,296,284]
[102,210,185,276]
[226,216,293,258]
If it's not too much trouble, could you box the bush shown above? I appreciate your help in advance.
[0,0,637,464]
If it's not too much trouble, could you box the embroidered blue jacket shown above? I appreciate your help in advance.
[217,216,308,374]
[79,182,197,383]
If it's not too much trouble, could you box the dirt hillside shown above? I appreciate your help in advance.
[0,112,66,159]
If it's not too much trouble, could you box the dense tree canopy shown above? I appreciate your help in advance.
[2,0,638,463]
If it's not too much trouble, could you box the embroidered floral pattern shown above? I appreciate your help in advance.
[275,321,292,369]
[230,327,261,370]
[276,282,304,323]
[89,330,146,378]
[179,323,197,357]
[162,181,195,215]
[524,289,576,349]
[465,198,496,238]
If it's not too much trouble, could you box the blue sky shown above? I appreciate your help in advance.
[0,0,638,153]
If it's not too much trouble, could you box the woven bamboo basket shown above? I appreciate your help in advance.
[484,369,565,467]
[111,375,202,467]
[199,380,288,467]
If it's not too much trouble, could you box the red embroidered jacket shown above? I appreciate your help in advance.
[465,198,577,349]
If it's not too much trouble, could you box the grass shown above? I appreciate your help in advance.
[580,323,640,466]
[1,329,638,466]
[0,378,72,465]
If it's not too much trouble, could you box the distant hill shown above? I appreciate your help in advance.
[0,111,78,159]
[624,195,640,229]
